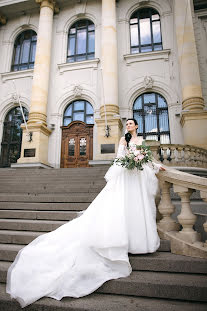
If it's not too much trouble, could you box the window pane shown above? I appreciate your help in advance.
[131,47,139,54]
[130,24,139,46]
[65,105,72,116]
[86,103,93,114]
[80,137,87,155]
[87,53,95,59]
[74,101,84,111]
[153,21,161,43]
[159,110,169,132]
[160,134,170,144]
[154,44,162,51]
[152,14,159,21]
[86,115,94,124]
[68,138,75,156]
[144,106,157,132]
[134,113,143,133]
[88,32,95,53]
[68,56,74,63]
[88,24,95,31]
[68,36,75,56]
[76,55,87,61]
[70,27,76,35]
[141,46,152,52]
[21,40,30,63]
[158,95,167,108]
[64,118,71,126]
[77,29,86,54]
[30,42,36,62]
[14,45,20,65]
[145,135,158,141]
[134,97,142,110]
[140,18,151,45]
[73,112,84,122]
[144,93,155,104]
[130,18,138,24]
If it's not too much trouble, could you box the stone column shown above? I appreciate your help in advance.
[174,0,207,149]
[17,0,56,167]
[95,0,122,160]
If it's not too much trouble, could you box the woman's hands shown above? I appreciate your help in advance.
[159,166,166,171]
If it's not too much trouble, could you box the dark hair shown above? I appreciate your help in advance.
[126,118,138,126]
[125,119,138,147]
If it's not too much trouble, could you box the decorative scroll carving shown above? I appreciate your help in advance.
[144,76,153,89]
[73,85,83,98]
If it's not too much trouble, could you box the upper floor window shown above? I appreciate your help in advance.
[130,8,162,54]
[133,92,170,144]
[67,20,95,63]
[63,100,94,126]
[11,30,37,71]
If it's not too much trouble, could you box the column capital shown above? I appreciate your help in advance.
[36,0,59,13]
[0,13,7,25]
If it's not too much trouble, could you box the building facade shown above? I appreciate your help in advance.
[0,0,206,168]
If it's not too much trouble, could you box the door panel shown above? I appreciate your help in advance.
[61,121,93,168]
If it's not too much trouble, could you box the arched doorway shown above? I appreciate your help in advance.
[0,107,29,167]
[61,100,94,168]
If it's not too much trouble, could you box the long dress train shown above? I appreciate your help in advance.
[6,141,161,308]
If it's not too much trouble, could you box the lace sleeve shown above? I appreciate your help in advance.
[117,144,126,158]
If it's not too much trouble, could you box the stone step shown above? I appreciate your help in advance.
[0,193,97,203]
[0,219,66,232]
[0,240,171,262]
[1,284,206,311]
[97,270,207,302]
[0,210,79,220]
[0,202,89,211]
[0,185,104,194]
[0,249,206,281]
[0,261,206,302]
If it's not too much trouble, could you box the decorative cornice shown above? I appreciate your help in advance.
[1,69,34,83]
[58,58,100,74]
[124,49,171,65]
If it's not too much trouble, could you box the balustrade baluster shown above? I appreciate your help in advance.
[200,191,207,249]
[170,146,176,165]
[173,185,201,243]
[158,181,180,232]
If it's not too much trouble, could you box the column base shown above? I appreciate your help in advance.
[158,220,180,232]
[94,117,123,160]
[175,231,201,244]
[18,123,52,166]
[181,110,207,149]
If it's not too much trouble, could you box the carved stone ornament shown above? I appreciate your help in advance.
[73,85,83,98]
[0,14,7,25]
[11,93,18,102]
[138,0,150,4]
[144,76,153,89]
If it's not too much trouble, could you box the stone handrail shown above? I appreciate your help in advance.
[147,142,207,169]
[156,168,207,259]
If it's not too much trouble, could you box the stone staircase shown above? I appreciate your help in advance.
[0,167,207,311]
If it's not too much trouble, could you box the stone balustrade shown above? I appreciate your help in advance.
[147,142,207,169]
[156,168,207,259]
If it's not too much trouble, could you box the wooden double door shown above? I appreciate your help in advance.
[61,121,93,168]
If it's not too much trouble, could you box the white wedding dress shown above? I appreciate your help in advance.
[6,141,161,308]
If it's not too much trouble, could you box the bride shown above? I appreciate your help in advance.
[6,118,165,308]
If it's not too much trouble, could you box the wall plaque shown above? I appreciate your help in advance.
[24,148,36,157]
[101,144,115,154]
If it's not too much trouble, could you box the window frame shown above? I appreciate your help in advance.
[67,19,95,63]
[11,30,37,72]
[63,100,94,126]
[130,8,163,54]
[133,92,170,143]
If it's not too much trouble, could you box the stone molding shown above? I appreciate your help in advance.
[182,96,205,111]
[21,122,52,137]
[28,112,47,126]
[100,105,119,118]
[123,49,171,65]
[180,110,207,127]
[57,59,100,74]
[36,0,59,12]
[1,69,34,83]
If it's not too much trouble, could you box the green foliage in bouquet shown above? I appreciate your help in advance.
[113,143,153,170]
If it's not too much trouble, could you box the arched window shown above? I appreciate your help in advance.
[63,100,94,126]
[0,107,29,167]
[130,8,162,53]
[11,30,37,71]
[67,20,95,63]
[133,93,170,143]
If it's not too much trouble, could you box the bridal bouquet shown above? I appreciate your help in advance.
[113,143,153,170]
